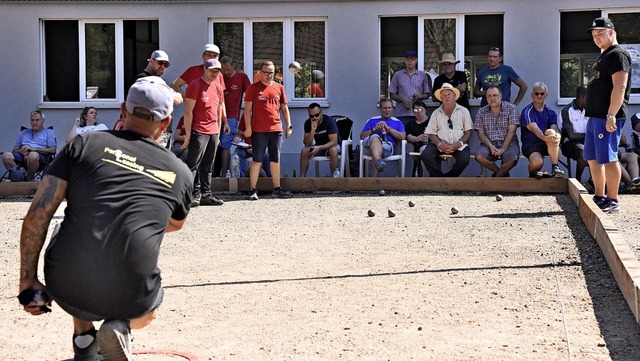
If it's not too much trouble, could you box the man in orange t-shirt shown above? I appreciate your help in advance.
[244,60,292,200]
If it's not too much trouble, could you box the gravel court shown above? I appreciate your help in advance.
[2,193,640,360]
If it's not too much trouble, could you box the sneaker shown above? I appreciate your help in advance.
[630,177,640,193]
[200,194,224,206]
[375,159,386,172]
[272,188,293,198]
[593,196,610,207]
[333,170,341,178]
[191,196,201,208]
[73,328,98,361]
[599,199,621,214]
[249,190,259,201]
[97,320,133,361]
[552,166,565,178]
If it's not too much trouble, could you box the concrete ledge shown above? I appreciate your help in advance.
[568,178,640,323]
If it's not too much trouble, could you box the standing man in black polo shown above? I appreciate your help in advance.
[584,17,631,213]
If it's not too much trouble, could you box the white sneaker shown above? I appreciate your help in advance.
[333,170,341,178]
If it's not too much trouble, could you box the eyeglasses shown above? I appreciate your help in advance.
[309,112,321,118]
[262,70,275,76]
[447,118,453,129]
[413,108,425,113]
[156,61,170,68]
[534,92,546,96]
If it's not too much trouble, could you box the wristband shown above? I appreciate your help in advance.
[606,114,615,119]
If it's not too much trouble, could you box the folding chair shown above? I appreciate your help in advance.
[313,115,354,177]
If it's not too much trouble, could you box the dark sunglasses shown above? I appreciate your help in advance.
[534,92,546,96]
[447,118,453,129]
[489,47,501,53]
[309,112,322,118]
[156,61,170,68]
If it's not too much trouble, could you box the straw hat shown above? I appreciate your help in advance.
[434,83,460,101]
[438,53,460,64]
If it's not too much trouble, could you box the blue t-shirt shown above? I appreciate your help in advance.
[362,116,405,148]
[15,127,57,149]
[476,64,520,106]
[520,103,558,147]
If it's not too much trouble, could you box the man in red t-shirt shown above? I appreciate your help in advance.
[182,58,228,207]
[244,60,293,200]
[171,44,227,124]
[219,56,251,177]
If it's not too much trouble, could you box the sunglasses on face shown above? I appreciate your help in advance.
[534,92,546,96]
[156,61,170,68]
[413,108,425,113]
[309,112,321,118]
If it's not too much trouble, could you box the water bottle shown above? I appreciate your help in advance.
[231,154,240,178]
[381,126,387,141]
[225,170,231,178]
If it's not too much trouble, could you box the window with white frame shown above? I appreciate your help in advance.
[42,19,159,104]
[212,18,327,102]
[380,14,503,103]
[560,10,640,100]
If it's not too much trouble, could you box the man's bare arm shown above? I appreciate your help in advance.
[20,175,67,284]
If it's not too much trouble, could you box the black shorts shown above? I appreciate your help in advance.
[561,140,584,160]
[251,131,282,163]
[522,141,548,159]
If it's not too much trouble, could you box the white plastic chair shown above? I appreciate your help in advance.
[359,138,407,177]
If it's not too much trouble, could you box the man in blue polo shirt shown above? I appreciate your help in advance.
[520,82,565,179]
[2,110,57,181]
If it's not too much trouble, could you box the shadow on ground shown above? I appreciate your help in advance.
[556,194,640,360]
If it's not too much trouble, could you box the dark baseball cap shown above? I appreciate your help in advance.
[587,17,615,33]
[404,50,418,58]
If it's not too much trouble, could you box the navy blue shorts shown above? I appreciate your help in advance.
[251,131,282,163]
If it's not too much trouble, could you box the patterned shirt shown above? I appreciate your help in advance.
[388,69,432,117]
[474,101,519,144]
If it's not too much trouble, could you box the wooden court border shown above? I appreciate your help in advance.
[3,177,639,324]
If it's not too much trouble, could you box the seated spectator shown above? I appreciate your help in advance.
[299,103,341,177]
[405,100,430,176]
[406,100,430,152]
[619,134,640,193]
[431,53,470,109]
[474,86,520,177]
[561,85,588,182]
[171,116,188,162]
[66,107,109,143]
[235,113,270,177]
[359,98,406,177]
[520,82,564,178]
[2,110,57,181]
[420,83,472,177]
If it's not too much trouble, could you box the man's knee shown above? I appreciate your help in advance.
[130,308,158,330]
